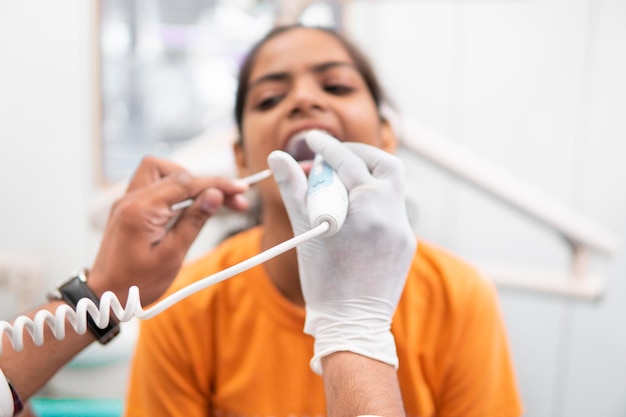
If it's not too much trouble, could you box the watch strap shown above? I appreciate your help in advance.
[48,269,120,345]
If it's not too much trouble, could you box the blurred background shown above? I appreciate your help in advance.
[0,0,625,416]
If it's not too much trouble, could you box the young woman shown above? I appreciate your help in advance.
[125,25,523,417]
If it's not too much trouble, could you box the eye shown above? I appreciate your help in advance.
[255,95,283,111]
[324,84,354,95]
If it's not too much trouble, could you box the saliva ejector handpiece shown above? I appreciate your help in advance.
[306,152,349,237]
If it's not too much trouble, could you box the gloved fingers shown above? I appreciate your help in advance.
[343,142,406,191]
[305,130,371,190]
[267,150,310,232]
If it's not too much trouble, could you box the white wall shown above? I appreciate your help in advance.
[347,1,626,416]
[1,0,625,415]
[0,0,100,296]
[0,0,135,398]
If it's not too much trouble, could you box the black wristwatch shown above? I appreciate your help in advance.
[47,268,120,344]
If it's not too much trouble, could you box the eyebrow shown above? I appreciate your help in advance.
[247,61,357,93]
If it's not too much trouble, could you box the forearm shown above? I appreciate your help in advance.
[321,352,405,417]
[0,300,96,400]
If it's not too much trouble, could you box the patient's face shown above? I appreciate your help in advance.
[235,27,395,211]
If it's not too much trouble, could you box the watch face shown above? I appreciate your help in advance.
[76,269,89,282]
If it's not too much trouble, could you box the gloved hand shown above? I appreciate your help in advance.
[267,131,416,374]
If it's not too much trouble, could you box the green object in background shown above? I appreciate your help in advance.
[30,398,123,417]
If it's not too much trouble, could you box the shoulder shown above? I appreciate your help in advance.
[402,239,499,317]
[413,240,493,291]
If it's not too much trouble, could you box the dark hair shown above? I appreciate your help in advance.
[234,24,386,137]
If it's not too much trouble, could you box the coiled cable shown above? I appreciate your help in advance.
[0,222,330,354]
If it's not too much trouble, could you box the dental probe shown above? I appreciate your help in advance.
[170,169,272,211]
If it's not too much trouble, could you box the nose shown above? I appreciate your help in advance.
[288,78,326,118]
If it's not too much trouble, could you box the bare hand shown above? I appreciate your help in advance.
[87,156,249,305]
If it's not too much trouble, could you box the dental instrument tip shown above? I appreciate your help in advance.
[170,199,194,211]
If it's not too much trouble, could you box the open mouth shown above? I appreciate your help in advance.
[285,131,315,162]
[285,129,333,162]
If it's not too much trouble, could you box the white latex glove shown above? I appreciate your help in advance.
[267,131,417,375]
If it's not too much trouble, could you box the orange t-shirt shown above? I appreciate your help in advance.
[124,227,522,417]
